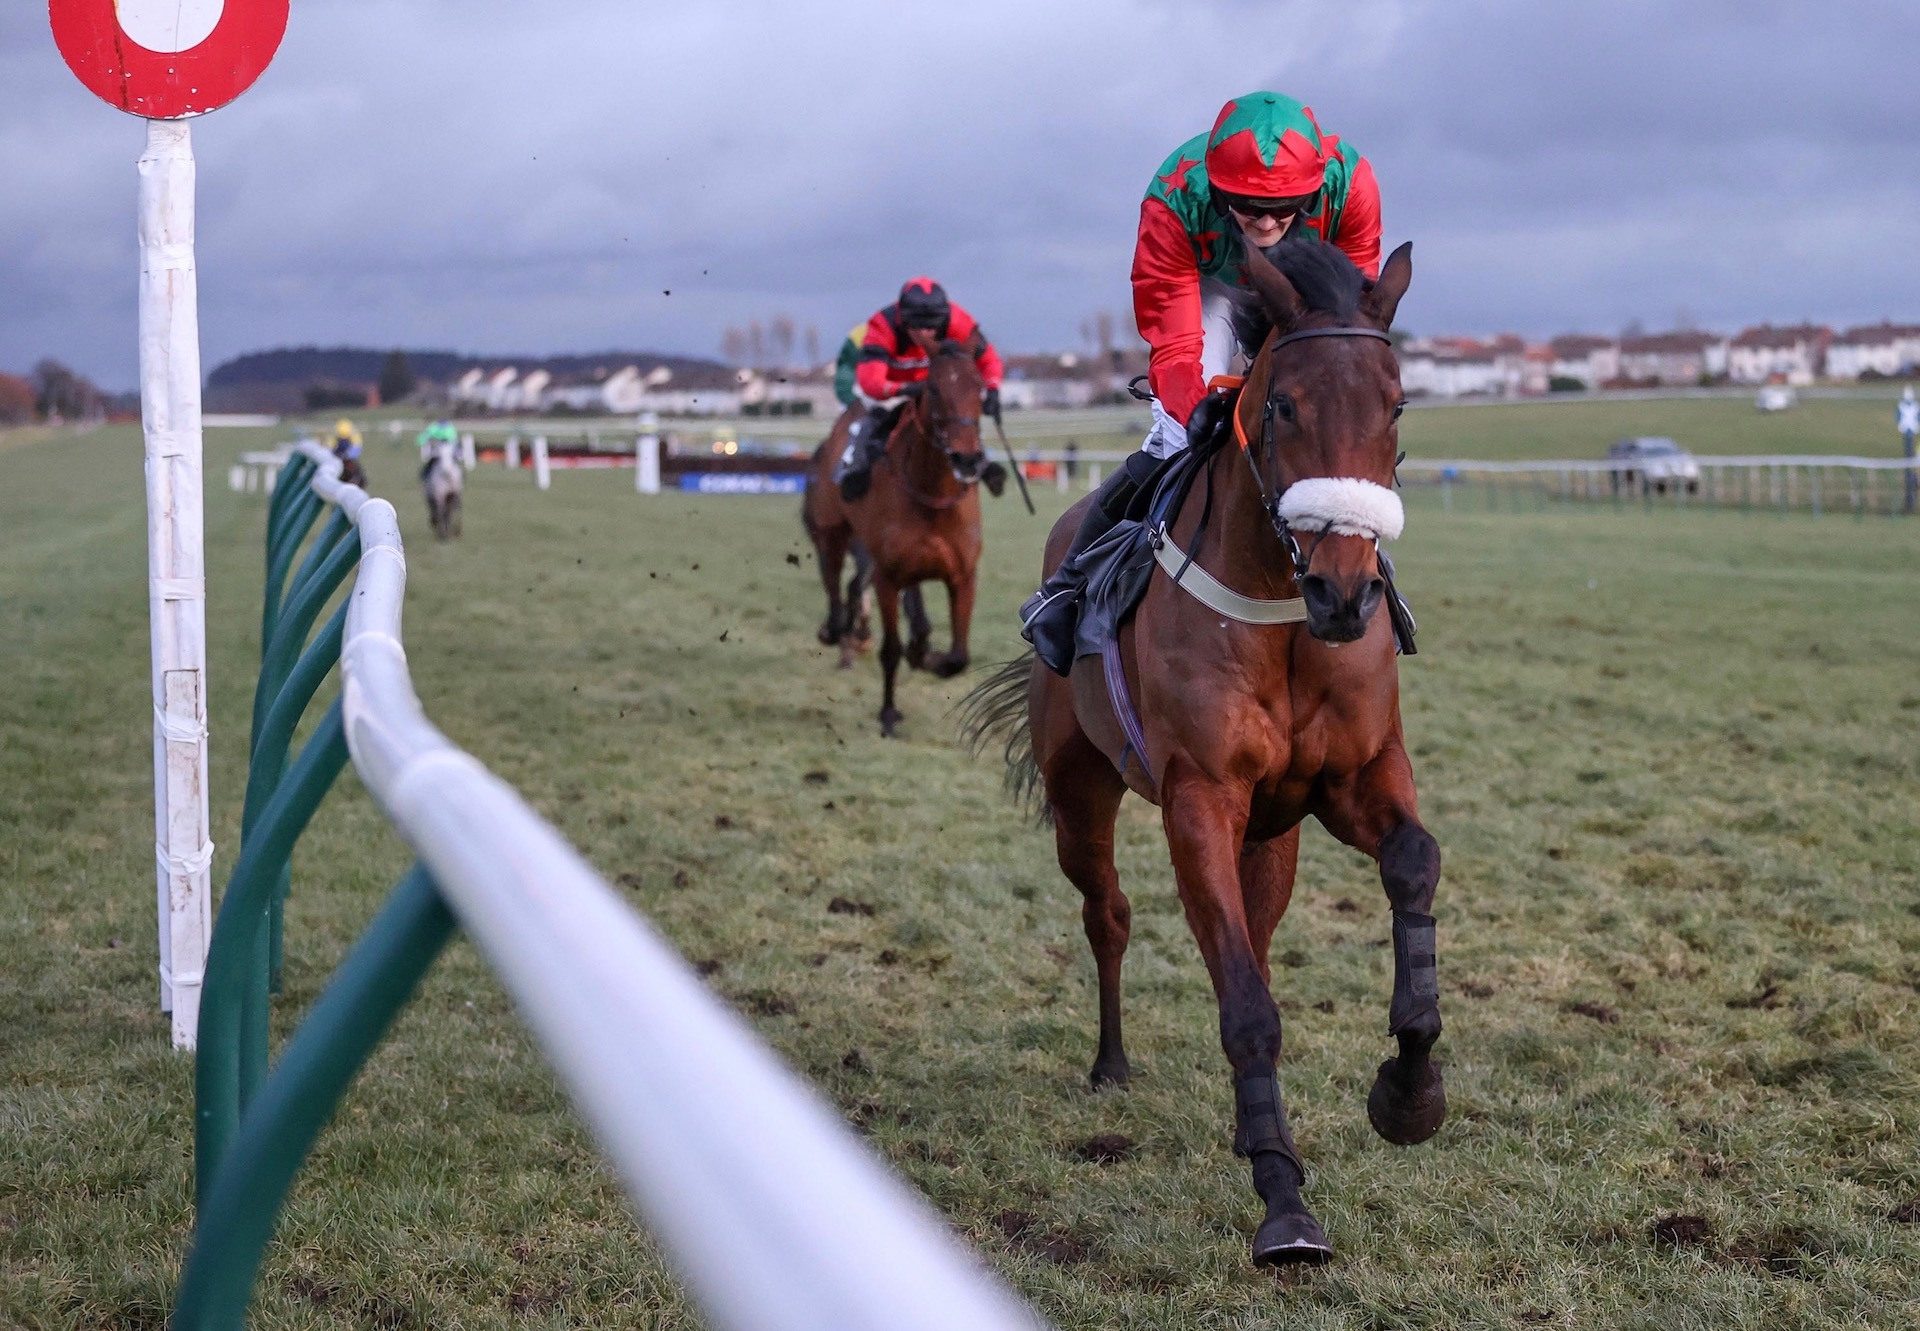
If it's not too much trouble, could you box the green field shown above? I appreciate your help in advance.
[3,398,1919,1329]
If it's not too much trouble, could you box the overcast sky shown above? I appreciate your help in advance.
[5,1,1918,388]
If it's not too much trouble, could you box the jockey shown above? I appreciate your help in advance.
[331,417,363,462]
[416,419,458,480]
[1021,91,1383,672]
[831,321,868,409]
[834,278,1005,500]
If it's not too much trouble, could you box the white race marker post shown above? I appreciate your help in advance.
[636,411,661,494]
[51,0,291,1050]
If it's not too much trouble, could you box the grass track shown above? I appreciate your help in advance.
[2,409,1918,1329]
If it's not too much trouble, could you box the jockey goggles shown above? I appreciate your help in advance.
[1217,188,1318,221]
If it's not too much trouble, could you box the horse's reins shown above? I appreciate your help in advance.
[1172,324,1417,651]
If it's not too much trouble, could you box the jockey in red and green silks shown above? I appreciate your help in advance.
[832,321,868,409]
[1134,91,1382,457]
[1020,91,1383,673]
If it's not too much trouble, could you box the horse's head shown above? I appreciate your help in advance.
[1234,234,1413,644]
[916,340,1006,496]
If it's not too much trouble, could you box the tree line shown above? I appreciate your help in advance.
[0,361,114,426]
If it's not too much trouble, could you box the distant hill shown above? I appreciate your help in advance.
[205,345,733,412]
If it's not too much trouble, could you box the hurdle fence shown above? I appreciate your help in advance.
[174,440,1043,1329]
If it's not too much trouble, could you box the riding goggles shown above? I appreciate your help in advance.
[1218,189,1319,221]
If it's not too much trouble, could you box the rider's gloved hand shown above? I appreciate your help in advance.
[981,387,1001,419]
[898,380,927,400]
[1184,390,1235,452]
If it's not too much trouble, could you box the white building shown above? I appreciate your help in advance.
[1824,323,1920,380]
[1547,335,1620,388]
[1400,340,1505,398]
[1728,324,1831,385]
[1617,331,1728,385]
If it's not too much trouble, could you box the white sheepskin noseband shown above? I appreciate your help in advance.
[1276,477,1404,541]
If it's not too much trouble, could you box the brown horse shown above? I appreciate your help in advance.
[963,238,1442,1265]
[802,341,1004,736]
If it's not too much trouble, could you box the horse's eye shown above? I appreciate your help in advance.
[1273,394,1296,423]
[1391,400,1407,421]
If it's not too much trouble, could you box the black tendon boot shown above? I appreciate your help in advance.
[1020,449,1161,674]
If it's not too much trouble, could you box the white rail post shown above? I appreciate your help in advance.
[533,434,551,491]
[637,433,661,495]
[460,431,477,470]
[505,434,521,470]
[139,118,213,1049]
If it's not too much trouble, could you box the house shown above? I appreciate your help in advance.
[449,367,488,407]
[1823,323,1920,380]
[998,353,1101,410]
[1616,331,1728,386]
[1400,339,1505,398]
[1727,323,1831,385]
[507,368,551,411]
[1547,334,1620,388]
[740,366,840,417]
[630,363,744,416]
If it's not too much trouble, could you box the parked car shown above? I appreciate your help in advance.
[1607,436,1701,495]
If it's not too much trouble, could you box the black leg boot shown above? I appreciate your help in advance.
[1020,450,1160,675]
[836,406,894,501]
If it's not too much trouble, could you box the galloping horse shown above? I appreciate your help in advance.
[802,342,1004,736]
[964,238,1441,1265]
[421,441,464,541]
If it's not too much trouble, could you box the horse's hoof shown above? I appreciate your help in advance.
[1366,1057,1447,1146]
[818,623,841,646]
[904,642,929,670]
[930,653,970,679]
[836,654,855,671]
[1251,1210,1333,1267]
[1088,1056,1130,1090]
[879,709,902,738]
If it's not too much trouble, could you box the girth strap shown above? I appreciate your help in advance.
[1101,638,1155,794]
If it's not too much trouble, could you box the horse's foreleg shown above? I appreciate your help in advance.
[1315,741,1446,1147]
[1164,773,1329,1265]
[813,524,849,647]
[929,570,975,679]
[901,585,931,670]
[874,576,904,737]
[1240,829,1300,984]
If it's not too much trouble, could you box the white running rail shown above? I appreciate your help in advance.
[294,441,1044,1331]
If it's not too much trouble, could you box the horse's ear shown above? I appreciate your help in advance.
[1243,245,1305,331]
[1364,241,1413,329]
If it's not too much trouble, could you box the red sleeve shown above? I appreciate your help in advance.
[854,311,897,399]
[1130,197,1207,425]
[948,306,1004,389]
[1334,156,1382,281]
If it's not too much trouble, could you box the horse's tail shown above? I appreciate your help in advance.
[956,653,1049,826]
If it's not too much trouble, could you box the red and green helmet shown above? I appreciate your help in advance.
[1203,92,1329,203]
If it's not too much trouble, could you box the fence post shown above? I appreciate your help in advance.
[459,432,476,471]
[533,435,551,491]
[505,435,520,470]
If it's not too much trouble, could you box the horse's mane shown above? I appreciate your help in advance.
[1221,231,1369,350]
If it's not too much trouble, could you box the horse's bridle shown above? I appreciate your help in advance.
[1234,325,1394,578]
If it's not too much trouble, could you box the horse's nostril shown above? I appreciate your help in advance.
[1301,574,1337,612]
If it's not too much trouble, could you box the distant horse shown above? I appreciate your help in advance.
[802,342,1005,735]
[963,238,1441,1266]
[421,441,463,541]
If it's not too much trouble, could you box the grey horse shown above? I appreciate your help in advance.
[421,441,464,541]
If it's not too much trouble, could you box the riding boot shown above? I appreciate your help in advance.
[1020,449,1161,675]
[835,406,893,501]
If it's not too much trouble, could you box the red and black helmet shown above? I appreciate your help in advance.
[897,277,951,331]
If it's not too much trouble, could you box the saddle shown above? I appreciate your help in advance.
[1068,411,1229,663]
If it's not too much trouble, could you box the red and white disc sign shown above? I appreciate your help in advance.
[51,0,289,119]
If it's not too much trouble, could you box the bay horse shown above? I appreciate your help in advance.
[802,341,1004,736]
[963,238,1442,1265]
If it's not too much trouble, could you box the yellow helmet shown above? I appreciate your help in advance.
[334,418,355,437]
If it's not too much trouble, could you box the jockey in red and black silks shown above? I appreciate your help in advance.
[1021,91,1384,673]
[835,278,1005,501]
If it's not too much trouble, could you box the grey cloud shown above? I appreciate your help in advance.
[3,1,1916,386]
